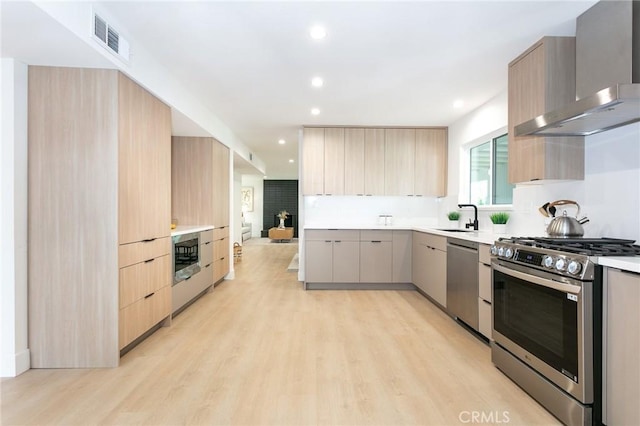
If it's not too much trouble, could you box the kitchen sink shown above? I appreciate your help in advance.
[436,228,472,232]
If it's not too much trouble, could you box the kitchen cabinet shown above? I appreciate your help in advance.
[324,128,345,196]
[392,230,412,283]
[360,230,392,283]
[364,129,386,196]
[412,231,447,308]
[171,136,230,229]
[28,66,171,368]
[414,129,447,197]
[508,37,584,183]
[603,268,640,424]
[302,128,325,195]
[344,128,365,195]
[477,244,492,340]
[305,230,360,285]
[384,128,415,196]
[212,226,230,283]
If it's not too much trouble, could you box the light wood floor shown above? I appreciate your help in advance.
[1,243,559,425]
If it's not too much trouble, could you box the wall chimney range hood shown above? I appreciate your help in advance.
[515,1,640,137]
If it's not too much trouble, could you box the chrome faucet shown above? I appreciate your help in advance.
[458,204,479,230]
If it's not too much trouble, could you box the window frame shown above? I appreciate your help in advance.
[459,126,513,209]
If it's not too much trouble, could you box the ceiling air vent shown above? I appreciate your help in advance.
[92,12,130,63]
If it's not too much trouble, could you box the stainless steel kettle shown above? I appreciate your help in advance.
[545,200,590,237]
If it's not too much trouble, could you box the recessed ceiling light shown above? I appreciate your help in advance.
[309,25,327,40]
[289,159,295,163]
[453,99,464,108]
[278,139,286,145]
[311,108,320,115]
[311,77,324,87]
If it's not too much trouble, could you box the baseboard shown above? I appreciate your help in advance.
[1,348,31,377]
[304,282,416,290]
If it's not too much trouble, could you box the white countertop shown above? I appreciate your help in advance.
[596,256,640,274]
[171,225,214,236]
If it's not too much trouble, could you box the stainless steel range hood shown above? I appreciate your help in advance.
[515,84,640,136]
[515,1,640,137]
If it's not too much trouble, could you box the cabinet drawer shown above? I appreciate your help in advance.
[201,240,214,264]
[306,229,360,241]
[478,298,492,340]
[413,231,447,251]
[119,237,170,268]
[479,243,492,265]
[119,285,170,349]
[213,237,229,260]
[360,230,392,241]
[119,254,171,308]
[200,229,213,244]
[213,226,229,240]
[478,262,492,302]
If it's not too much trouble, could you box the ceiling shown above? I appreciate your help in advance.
[2,1,597,179]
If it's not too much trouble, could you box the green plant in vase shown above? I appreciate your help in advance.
[447,211,460,221]
[490,212,510,234]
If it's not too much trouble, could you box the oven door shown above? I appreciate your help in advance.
[492,260,593,404]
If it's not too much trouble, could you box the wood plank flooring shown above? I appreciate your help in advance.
[1,242,559,425]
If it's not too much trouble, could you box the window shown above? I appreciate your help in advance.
[469,133,513,205]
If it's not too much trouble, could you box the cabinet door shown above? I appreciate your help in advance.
[360,241,392,283]
[118,73,171,244]
[302,128,325,195]
[213,141,230,227]
[333,241,360,282]
[414,129,447,197]
[424,247,447,307]
[364,129,385,196]
[344,128,365,195]
[384,129,415,196]
[412,235,429,293]
[305,240,333,282]
[605,269,640,424]
[392,231,412,283]
[324,128,345,195]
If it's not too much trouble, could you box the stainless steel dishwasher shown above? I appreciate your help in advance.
[446,237,479,330]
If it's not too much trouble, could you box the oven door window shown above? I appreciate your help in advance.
[493,269,578,381]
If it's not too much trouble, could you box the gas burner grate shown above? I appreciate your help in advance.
[498,237,640,256]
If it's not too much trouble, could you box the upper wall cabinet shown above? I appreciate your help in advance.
[172,136,230,228]
[508,37,584,183]
[302,126,447,197]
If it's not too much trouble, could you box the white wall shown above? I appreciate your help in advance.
[447,90,640,241]
[241,175,265,238]
[1,59,30,377]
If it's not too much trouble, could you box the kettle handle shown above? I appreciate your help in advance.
[548,200,580,217]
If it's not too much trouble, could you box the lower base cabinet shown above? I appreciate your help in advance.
[360,230,392,283]
[412,231,447,307]
[477,244,492,339]
[604,268,640,424]
[119,285,171,349]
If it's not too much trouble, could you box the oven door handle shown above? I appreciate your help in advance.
[492,262,582,295]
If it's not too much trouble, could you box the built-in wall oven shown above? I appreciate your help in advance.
[172,231,201,285]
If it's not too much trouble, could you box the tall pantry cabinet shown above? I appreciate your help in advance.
[28,66,172,368]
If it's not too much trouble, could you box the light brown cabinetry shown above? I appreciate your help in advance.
[412,231,447,308]
[477,244,492,340]
[344,128,365,195]
[171,136,230,228]
[28,66,171,368]
[508,37,584,183]
[414,129,447,197]
[603,268,640,424]
[384,129,415,196]
[302,128,325,195]
[364,129,386,196]
[324,128,345,196]
[213,226,230,283]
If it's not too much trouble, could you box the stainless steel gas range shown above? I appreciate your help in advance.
[490,237,640,426]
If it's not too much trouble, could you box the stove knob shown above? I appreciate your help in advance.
[567,260,582,275]
[555,258,567,271]
[491,245,498,256]
[504,247,514,259]
[543,255,555,268]
[498,246,505,257]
